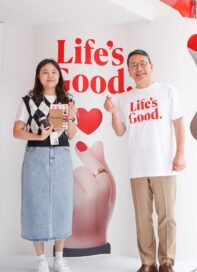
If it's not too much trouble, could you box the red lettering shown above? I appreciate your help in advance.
[61,68,70,90]
[150,97,158,107]
[57,40,73,64]
[145,100,151,109]
[129,113,137,124]
[151,108,159,119]
[91,76,106,94]
[137,114,144,122]
[84,39,95,64]
[152,99,158,107]
[112,48,124,66]
[129,108,160,124]
[75,38,83,64]
[94,48,108,66]
[108,68,125,94]
[130,102,136,112]
[72,74,89,93]
[140,99,146,110]
[136,100,141,111]
[58,38,127,94]
[144,112,151,120]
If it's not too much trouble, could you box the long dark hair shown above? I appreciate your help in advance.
[29,59,72,104]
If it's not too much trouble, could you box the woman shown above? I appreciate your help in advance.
[13,59,77,272]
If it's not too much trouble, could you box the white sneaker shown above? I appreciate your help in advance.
[53,258,71,272]
[37,261,49,272]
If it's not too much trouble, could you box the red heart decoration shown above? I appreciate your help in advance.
[187,34,197,65]
[76,108,103,135]
[188,34,197,51]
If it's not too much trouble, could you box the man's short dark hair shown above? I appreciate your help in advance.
[127,49,152,66]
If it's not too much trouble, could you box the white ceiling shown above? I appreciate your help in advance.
[0,0,149,26]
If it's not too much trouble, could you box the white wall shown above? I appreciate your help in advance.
[0,24,36,255]
[1,16,197,261]
[0,21,6,255]
[109,0,156,20]
[0,22,4,86]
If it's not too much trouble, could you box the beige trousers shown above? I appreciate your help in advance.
[130,176,176,266]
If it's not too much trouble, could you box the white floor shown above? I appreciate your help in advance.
[0,254,196,272]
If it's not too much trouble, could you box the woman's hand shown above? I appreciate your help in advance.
[67,101,77,139]
[13,120,53,141]
[39,124,53,141]
[68,101,77,120]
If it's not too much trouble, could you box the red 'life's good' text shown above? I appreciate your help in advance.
[129,97,163,124]
[57,38,132,94]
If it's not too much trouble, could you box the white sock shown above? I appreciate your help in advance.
[55,251,63,260]
[37,254,47,263]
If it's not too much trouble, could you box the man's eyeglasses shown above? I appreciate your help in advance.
[128,61,149,70]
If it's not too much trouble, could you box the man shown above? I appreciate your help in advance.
[104,50,186,272]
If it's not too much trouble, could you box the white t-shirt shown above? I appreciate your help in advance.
[118,82,185,179]
[15,95,56,123]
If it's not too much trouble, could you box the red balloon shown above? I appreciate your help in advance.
[160,0,195,18]
[187,34,197,51]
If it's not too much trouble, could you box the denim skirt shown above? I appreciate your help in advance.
[21,146,73,241]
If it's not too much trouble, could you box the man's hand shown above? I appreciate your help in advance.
[172,152,186,172]
[172,118,186,172]
[104,96,126,136]
[104,96,117,114]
